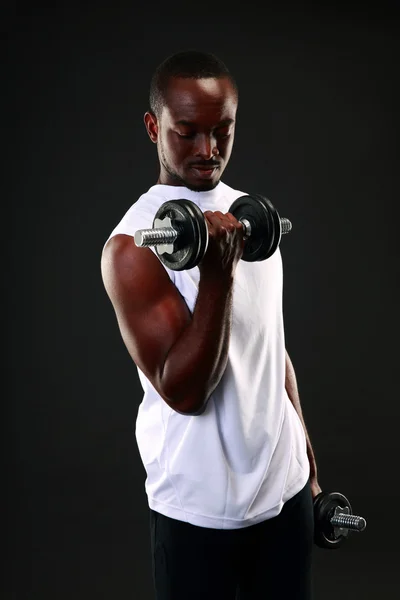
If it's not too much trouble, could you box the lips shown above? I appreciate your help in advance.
[190,164,220,179]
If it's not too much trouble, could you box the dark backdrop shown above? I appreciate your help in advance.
[5,3,399,599]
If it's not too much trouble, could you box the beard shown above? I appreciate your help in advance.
[158,141,219,192]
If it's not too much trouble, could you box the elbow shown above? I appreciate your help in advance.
[169,394,209,417]
[176,401,208,417]
[160,383,209,417]
[158,366,213,416]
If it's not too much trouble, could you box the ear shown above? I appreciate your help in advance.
[144,111,159,143]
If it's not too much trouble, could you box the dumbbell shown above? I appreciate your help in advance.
[313,491,367,549]
[134,194,292,271]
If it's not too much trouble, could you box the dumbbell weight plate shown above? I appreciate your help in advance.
[153,199,208,271]
[313,491,352,549]
[229,194,282,262]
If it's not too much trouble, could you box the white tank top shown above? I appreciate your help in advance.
[105,181,309,529]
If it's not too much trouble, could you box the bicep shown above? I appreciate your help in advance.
[101,234,191,391]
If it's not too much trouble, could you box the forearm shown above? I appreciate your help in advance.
[285,350,318,479]
[161,273,234,415]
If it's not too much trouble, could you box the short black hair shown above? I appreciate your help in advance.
[149,50,238,117]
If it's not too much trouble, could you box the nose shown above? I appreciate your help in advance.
[194,134,219,160]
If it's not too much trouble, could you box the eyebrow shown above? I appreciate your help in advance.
[175,118,235,127]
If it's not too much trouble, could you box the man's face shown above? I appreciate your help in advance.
[145,77,238,192]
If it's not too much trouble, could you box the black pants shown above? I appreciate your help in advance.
[149,480,314,600]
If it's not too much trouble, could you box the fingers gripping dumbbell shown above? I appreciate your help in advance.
[134,194,292,271]
[313,491,367,549]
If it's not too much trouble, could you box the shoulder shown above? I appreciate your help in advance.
[102,187,177,283]
[104,188,170,246]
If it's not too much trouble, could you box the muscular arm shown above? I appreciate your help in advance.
[101,234,234,416]
[162,269,234,415]
[285,349,318,482]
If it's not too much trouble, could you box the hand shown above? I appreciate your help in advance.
[309,476,322,500]
[199,210,244,276]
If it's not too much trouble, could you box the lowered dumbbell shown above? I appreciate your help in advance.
[313,491,367,549]
[134,194,292,271]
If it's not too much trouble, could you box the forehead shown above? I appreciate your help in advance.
[162,77,237,124]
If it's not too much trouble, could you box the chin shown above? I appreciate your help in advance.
[184,178,220,193]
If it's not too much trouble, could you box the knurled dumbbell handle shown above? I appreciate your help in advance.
[134,217,292,248]
[330,512,367,532]
[134,226,181,248]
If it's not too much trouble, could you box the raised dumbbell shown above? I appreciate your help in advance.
[134,194,292,271]
[313,491,367,549]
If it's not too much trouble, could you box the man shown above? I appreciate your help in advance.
[101,50,321,600]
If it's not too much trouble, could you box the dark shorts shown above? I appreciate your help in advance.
[149,480,314,600]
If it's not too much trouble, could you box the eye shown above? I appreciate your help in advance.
[176,131,195,139]
[215,129,231,139]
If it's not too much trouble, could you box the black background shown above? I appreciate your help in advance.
[5,2,400,599]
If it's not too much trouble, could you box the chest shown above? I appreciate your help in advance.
[176,250,283,329]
